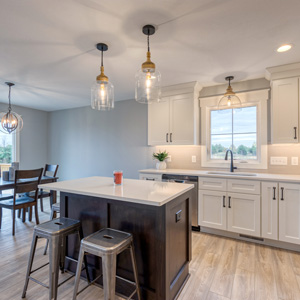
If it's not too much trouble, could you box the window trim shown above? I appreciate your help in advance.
[200,89,269,170]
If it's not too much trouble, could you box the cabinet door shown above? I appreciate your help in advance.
[279,183,300,244]
[227,192,261,237]
[148,97,170,145]
[198,190,226,230]
[272,78,299,143]
[261,182,278,240]
[169,94,195,145]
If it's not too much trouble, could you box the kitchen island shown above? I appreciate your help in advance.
[39,176,193,300]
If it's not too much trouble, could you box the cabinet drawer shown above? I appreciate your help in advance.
[198,177,226,191]
[227,179,260,195]
[139,174,162,181]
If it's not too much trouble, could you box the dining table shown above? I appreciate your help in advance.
[0,175,58,205]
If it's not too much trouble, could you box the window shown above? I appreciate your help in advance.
[0,132,19,175]
[0,133,13,163]
[210,106,257,160]
[200,89,269,170]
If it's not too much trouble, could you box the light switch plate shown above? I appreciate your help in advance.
[167,156,172,162]
[192,156,196,163]
[292,157,299,165]
[270,157,288,165]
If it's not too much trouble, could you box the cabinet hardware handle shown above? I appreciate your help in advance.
[228,196,231,208]
[166,133,169,143]
[294,127,297,140]
[281,187,284,200]
[170,133,173,143]
[273,187,276,200]
[223,195,226,207]
[146,178,155,181]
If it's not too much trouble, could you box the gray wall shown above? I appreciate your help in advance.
[47,99,153,180]
[0,102,48,169]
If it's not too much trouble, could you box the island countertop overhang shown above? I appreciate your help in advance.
[39,176,194,206]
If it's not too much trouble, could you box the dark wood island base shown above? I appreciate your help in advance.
[60,190,192,300]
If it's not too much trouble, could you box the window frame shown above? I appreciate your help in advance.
[200,89,269,170]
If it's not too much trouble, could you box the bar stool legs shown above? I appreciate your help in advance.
[22,218,87,300]
[72,229,141,300]
[102,253,117,300]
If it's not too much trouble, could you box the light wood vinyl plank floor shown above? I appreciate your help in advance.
[1,198,300,300]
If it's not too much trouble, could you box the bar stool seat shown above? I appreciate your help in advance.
[73,228,141,300]
[22,217,89,300]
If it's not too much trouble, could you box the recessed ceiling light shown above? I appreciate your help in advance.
[277,44,293,52]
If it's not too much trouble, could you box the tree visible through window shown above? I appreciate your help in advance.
[210,106,257,160]
[0,133,13,163]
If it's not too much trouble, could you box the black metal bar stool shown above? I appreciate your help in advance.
[22,217,89,300]
[72,228,141,300]
[44,202,61,255]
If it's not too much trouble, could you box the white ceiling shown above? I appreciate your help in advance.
[0,0,300,111]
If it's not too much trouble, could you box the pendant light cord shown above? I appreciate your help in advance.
[101,49,103,67]
[147,31,150,52]
[8,85,12,111]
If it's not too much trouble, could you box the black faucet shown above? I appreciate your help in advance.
[225,149,237,172]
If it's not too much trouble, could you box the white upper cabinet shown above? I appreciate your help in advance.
[148,97,170,145]
[272,77,299,143]
[148,82,201,146]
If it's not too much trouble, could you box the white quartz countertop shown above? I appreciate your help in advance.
[39,176,194,206]
[140,169,300,183]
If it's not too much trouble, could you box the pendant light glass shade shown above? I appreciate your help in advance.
[91,43,114,111]
[218,76,242,111]
[135,25,161,104]
[0,82,23,134]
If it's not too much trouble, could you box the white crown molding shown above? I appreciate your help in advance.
[265,62,300,81]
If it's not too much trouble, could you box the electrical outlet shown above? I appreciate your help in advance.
[192,156,197,163]
[292,157,299,165]
[270,157,288,165]
[167,155,172,162]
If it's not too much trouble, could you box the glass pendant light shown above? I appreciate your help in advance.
[218,76,242,111]
[91,43,114,111]
[0,82,23,134]
[135,25,161,104]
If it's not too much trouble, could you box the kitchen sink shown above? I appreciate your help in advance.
[206,171,257,176]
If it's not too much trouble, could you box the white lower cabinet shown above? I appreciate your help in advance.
[198,190,226,230]
[227,193,260,237]
[199,178,261,237]
[261,182,278,240]
[279,183,300,244]
[262,181,300,244]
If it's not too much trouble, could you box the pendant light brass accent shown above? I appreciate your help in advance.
[91,43,114,111]
[135,24,161,104]
[218,76,242,111]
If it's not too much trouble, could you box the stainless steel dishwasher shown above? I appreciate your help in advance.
[162,174,200,231]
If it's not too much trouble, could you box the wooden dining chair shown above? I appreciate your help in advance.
[29,164,59,212]
[0,168,43,235]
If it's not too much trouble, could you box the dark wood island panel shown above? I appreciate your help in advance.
[60,190,192,300]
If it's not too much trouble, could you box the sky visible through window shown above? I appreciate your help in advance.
[0,133,13,163]
[211,106,257,160]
